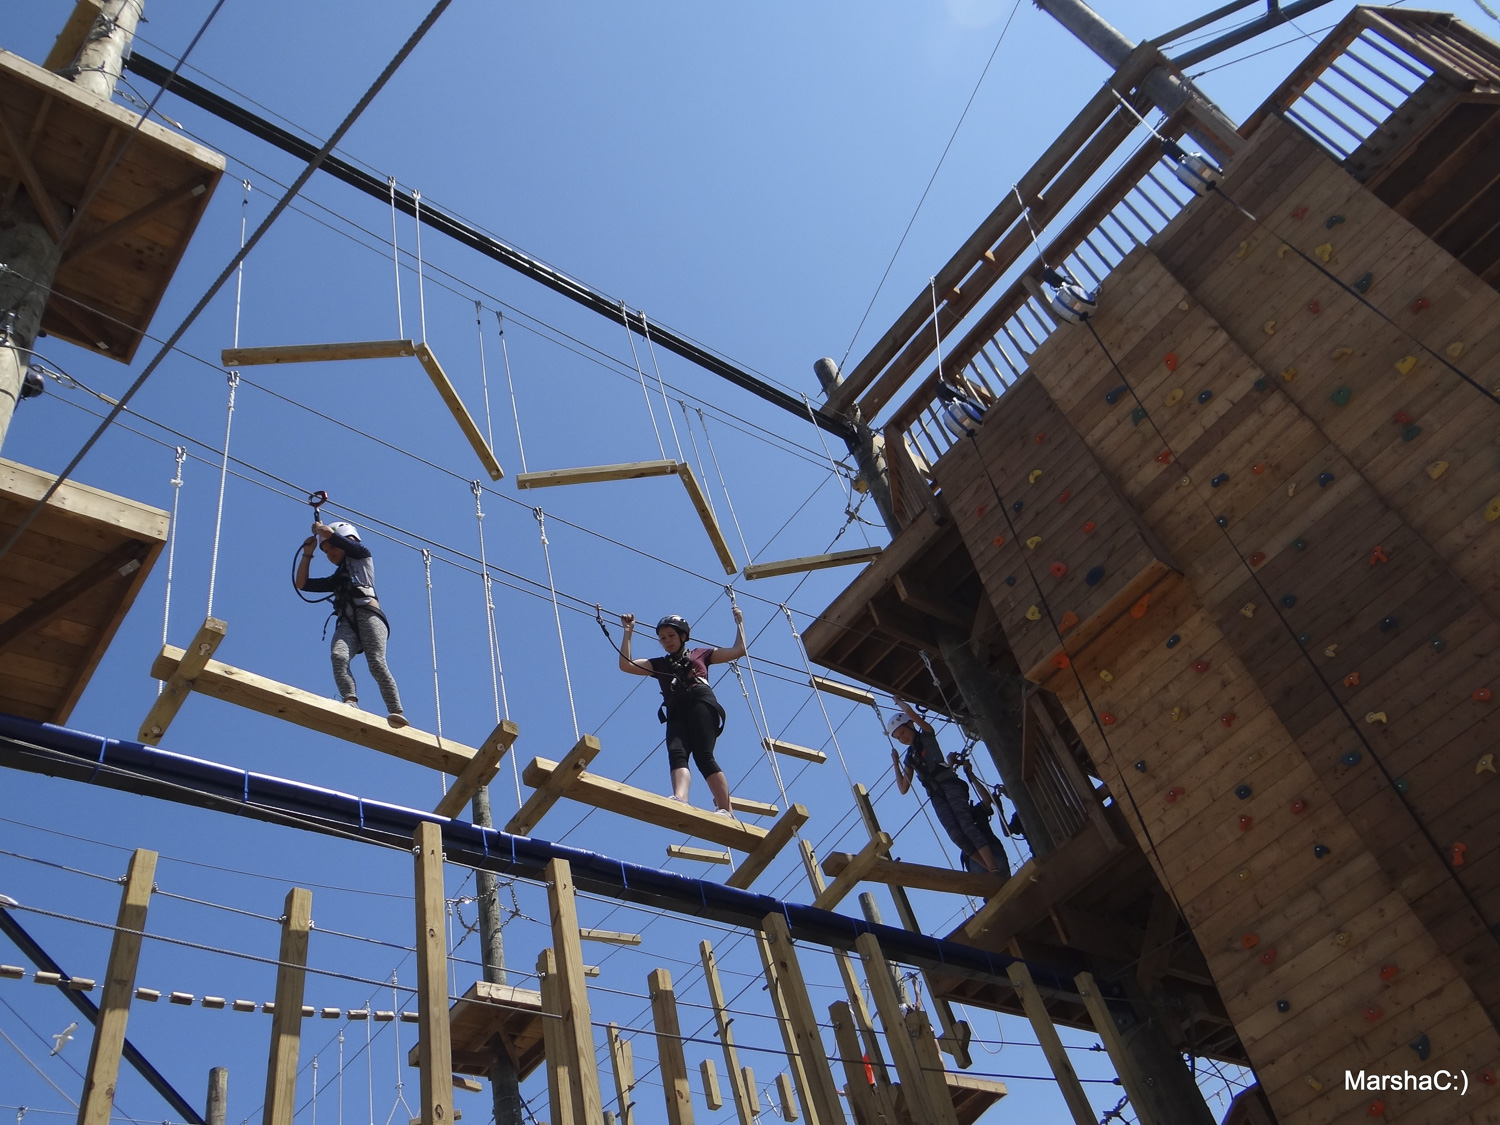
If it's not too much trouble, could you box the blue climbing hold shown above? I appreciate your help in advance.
[1314,844,1332,858]
[1005,576,1017,586]
[1166,634,1181,649]
[1254,377,1270,391]
[1326,214,1346,229]
[1353,272,1372,293]
[1131,406,1147,425]
[1341,750,1363,767]
[1134,760,1147,773]
[1281,594,1297,608]
[1197,390,1214,404]
[1211,473,1229,488]
[1401,425,1422,442]
[1394,778,1410,794]
[1318,471,1335,487]
[1012,500,1024,513]
[1380,616,1398,632]
[1297,632,1311,645]
[1105,385,1128,405]
[1277,999,1291,1013]
[1215,516,1228,528]
[1085,566,1105,586]
[1410,1033,1430,1062]
[1432,637,1446,652]
[1235,785,1252,800]
[1293,537,1307,551]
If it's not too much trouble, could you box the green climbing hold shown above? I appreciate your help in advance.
[1353,272,1373,293]
[1131,406,1147,425]
[1401,425,1422,441]
[1330,386,1352,406]
[1394,778,1410,794]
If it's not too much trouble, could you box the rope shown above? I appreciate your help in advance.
[231,179,250,347]
[474,301,496,453]
[204,369,238,618]
[388,176,404,338]
[676,400,719,520]
[779,604,855,786]
[413,189,427,342]
[640,311,684,461]
[157,445,187,697]
[497,310,528,473]
[692,407,752,562]
[534,507,580,739]
[929,275,946,383]
[471,482,518,804]
[801,392,852,507]
[381,975,416,1125]
[421,550,445,769]
[621,300,666,459]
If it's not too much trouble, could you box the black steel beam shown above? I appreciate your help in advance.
[123,53,854,441]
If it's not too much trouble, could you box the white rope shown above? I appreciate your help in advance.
[621,300,665,459]
[157,445,186,697]
[722,589,791,810]
[310,1055,319,1125]
[337,1028,345,1125]
[204,369,238,618]
[364,1005,375,1125]
[692,407,752,562]
[474,301,496,453]
[382,974,416,1125]
[496,310,528,473]
[472,481,518,807]
[388,176,404,338]
[640,311,684,461]
[534,507,580,740]
[780,603,855,786]
[413,189,427,343]
[676,400,718,521]
[231,179,249,348]
[929,275,946,384]
[421,549,445,782]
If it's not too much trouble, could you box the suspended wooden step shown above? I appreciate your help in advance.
[434,720,520,819]
[149,643,482,775]
[667,844,732,865]
[218,339,503,481]
[507,736,807,889]
[821,851,1003,898]
[513,460,736,575]
[742,545,883,581]
[812,832,891,911]
[730,796,779,818]
[409,980,545,1080]
[763,737,826,764]
[808,675,876,706]
[579,929,641,947]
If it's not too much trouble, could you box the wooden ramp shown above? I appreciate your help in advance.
[406,980,545,1080]
[149,645,478,775]
[821,852,1005,899]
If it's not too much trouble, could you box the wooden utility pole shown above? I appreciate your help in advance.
[1005,962,1094,1125]
[413,822,454,1125]
[263,888,312,1125]
[537,949,575,1125]
[205,1068,228,1125]
[700,940,755,1125]
[648,969,694,1125]
[77,847,156,1125]
[545,858,605,1125]
[471,785,523,1125]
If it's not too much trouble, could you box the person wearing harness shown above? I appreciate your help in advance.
[617,608,745,815]
[888,697,1003,876]
[294,520,407,729]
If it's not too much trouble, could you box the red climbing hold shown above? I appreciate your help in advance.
[1050,561,1068,578]
[1249,551,1266,567]
[993,536,1006,548]
[1165,787,1185,803]
[1164,353,1179,371]
[1057,489,1071,504]
[1221,713,1237,727]
[1411,297,1431,313]
[1035,432,1046,445]
[1292,206,1309,219]
[1307,300,1320,314]
[1369,545,1387,565]
[1368,1101,1386,1118]
[1379,964,1398,982]
[1393,409,1413,425]
[1154,450,1173,464]
[1100,710,1116,724]
[1193,660,1210,674]
[974,505,985,518]
[1364,1007,1383,1023]
[1483,1069,1496,1086]
[1241,933,1260,948]
[1082,521,1097,534]
[1291,798,1307,814]
[1252,462,1265,475]
[1053,653,1072,670]
[1130,596,1150,619]
[1239,815,1252,831]
[1260,947,1277,965]
[1453,841,1468,866]
[1474,688,1493,702]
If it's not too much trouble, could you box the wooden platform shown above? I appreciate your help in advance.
[0,48,225,362]
[405,980,545,1080]
[0,458,165,722]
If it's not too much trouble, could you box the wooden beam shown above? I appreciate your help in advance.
[742,1068,761,1115]
[43,0,104,71]
[892,575,969,629]
[507,736,602,835]
[648,968,695,1125]
[413,822,454,1125]
[221,340,417,366]
[1135,886,1179,998]
[0,103,63,240]
[808,676,876,707]
[856,932,939,1125]
[77,848,156,1125]
[262,888,312,1125]
[139,617,227,743]
[580,929,642,947]
[724,804,809,889]
[434,720,520,819]
[514,460,680,490]
[546,858,605,1125]
[812,833,891,911]
[0,538,148,655]
[63,176,212,262]
[607,1023,637,1125]
[1074,972,1165,1125]
[729,796,779,818]
[700,941,755,1125]
[777,1074,800,1121]
[828,1002,880,1125]
[674,462,737,575]
[700,1059,722,1112]
[415,343,505,482]
[536,949,575,1125]
[821,852,1001,898]
[905,1009,961,1125]
[761,912,847,1125]
[1004,962,1093,1125]
[150,646,478,775]
[762,738,827,764]
[742,547,883,581]
[666,844,732,865]
[755,928,819,1125]
[961,821,1118,945]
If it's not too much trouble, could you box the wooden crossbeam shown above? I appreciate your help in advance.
[580,929,642,947]
[762,738,826,765]
[742,546,883,581]
[415,343,505,482]
[729,796,778,818]
[666,845,732,865]
[139,617,227,743]
[221,340,417,366]
[149,645,477,774]
[514,460,679,490]
[434,721,520,820]
[674,462,737,575]
[811,833,890,911]
[64,176,211,262]
[821,852,1002,898]
[0,538,148,656]
[807,676,875,706]
[724,805,809,890]
[1006,962,1094,1125]
[0,103,63,240]
[505,736,602,835]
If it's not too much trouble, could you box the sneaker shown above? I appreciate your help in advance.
[715,808,735,818]
[342,697,359,707]
[387,712,408,729]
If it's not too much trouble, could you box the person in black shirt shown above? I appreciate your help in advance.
[888,697,1002,875]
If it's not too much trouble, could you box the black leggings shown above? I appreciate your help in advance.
[665,695,723,778]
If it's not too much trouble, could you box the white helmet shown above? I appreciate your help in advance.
[886,711,914,737]
[328,521,360,541]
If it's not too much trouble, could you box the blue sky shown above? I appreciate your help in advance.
[0,2,1423,1120]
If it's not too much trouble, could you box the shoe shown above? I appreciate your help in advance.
[715,808,735,818]
[387,712,408,729]
[342,697,359,707]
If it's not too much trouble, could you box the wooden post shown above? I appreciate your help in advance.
[700,1060,722,1112]
[77,848,156,1125]
[776,1074,800,1121]
[537,949,575,1125]
[755,929,818,1124]
[262,888,312,1125]
[742,1068,760,1115]
[648,969,694,1125]
[854,932,937,1125]
[545,858,605,1125]
[905,1009,960,1125]
[1074,972,1165,1125]
[700,941,755,1125]
[413,822,454,1125]
[205,1067,228,1125]
[1006,962,1094,1125]
[607,1023,636,1125]
[828,1003,879,1125]
[138,616,226,742]
[760,913,847,1125]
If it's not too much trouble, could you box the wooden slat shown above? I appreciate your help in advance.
[138,616,227,743]
[828,1002,880,1125]
[537,949,575,1125]
[63,175,212,262]
[808,676,876,706]
[414,344,505,482]
[221,340,417,366]
[674,463,737,575]
[776,1074,799,1122]
[434,720,520,819]
[811,833,891,911]
[150,645,478,775]
[580,929,642,947]
[754,927,818,1125]
[729,796,779,817]
[762,738,827,764]
[506,736,602,835]
[666,844,732,865]
[263,888,312,1125]
[648,969,694,1125]
[413,822,454,1125]
[821,852,1002,898]
[514,460,680,490]
[700,1059,722,1112]
[742,547,883,581]
[724,804,810,889]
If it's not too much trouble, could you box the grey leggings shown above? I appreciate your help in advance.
[331,608,402,715]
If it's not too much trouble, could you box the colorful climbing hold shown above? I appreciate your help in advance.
[1277,244,1291,259]
[1488,497,1500,522]
[1410,1033,1430,1062]
[1314,242,1333,261]
[1426,460,1449,480]
[1164,388,1184,406]
[1482,1069,1495,1086]
[1170,706,1186,722]
[1447,341,1464,358]
[1343,672,1361,688]
[1215,516,1228,528]
[1393,409,1413,425]
[1133,759,1147,772]
[1478,754,1496,775]
[1368,1100,1385,1117]
[1234,784,1252,799]
[1330,386,1352,406]
[1401,424,1422,441]
[1276,999,1291,1013]
[1475,688,1493,702]
[1365,712,1388,724]
[1165,787,1185,803]
[1154,450,1173,464]
[1193,660,1210,674]
[1324,644,1338,658]
[1304,1076,1323,1093]
[974,505,986,518]
[1057,489,1071,504]
[1293,537,1307,550]
[1233,240,1249,260]
[1164,353,1178,371]
[1028,469,1043,484]
[1130,406,1147,425]
[1084,566,1105,586]
[1307,299,1320,314]
[1282,365,1298,381]
[1166,634,1180,648]
[1394,778,1409,794]
[1452,842,1467,866]
[1053,653,1072,669]
[1341,751,1363,767]
[1239,815,1253,831]
[1369,545,1387,565]
[1317,472,1335,487]
[1297,632,1311,645]
[1240,603,1256,618]
[1049,561,1068,578]
[1251,462,1265,475]
[1241,932,1260,948]
[1287,482,1297,497]
[1263,320,1276,335]
[993,536,1007,547]
[1099,669,1113,682]
[1292,206,1309,219]
[1026,535,1042,550]
[1379,615,1398,632]
[1025,605,1041,621]
[1364,1007,1384,1023]
[1059,610,1079,631]
[1180,475,1192,488]
[1005,576,1017,586]
[1325,214,1345,229]
[1221,712,1237,727]
[1197,389,1213,404]
[1354,272,1372,293]
[1105,385,1127,404]
[1314,844,1332,858]
[1249,551,1266,567]
[1129,596,1150,619]
[1013,500,1024,513]
[1291,798,1307,815]
[1331,346,1353,359]
[1259,947,1277,965]
[1410,296,1430,313]
[1210,473,1229,488]
[1099,710,1116,724]
[1334,931,1350,946]
[1035,432,1046,444]
[1394,355,1416,375]
[1282,594,1298,608]
[1083,521,1096,533]
[1379,964,1399,982]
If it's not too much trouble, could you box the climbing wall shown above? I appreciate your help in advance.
[940,112,1500,1123]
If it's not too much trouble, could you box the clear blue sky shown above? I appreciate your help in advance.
[0,2,1430,1120]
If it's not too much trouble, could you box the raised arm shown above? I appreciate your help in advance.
[708,605,746,664]
[617,614,654,676]
[896,695,933,733]
[294,535,316,590]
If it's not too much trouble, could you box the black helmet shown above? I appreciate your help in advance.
[656,615,691,639]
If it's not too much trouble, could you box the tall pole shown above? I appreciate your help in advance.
[205,1068,228,1125]
[0,0,142,447]
[471,786,523,1125]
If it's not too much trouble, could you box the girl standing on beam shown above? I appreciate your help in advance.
[618,608,745,816]
[888,698,1004,876]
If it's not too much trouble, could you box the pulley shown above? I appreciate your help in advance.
[1042,267,1097,325]
[1161,138,1222,196]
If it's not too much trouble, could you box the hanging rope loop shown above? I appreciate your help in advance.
[387,175,404,338]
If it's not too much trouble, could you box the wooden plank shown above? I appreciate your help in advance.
[742,1068,761,1115]
[262,888,312,1125]
[42,0,104,71]
[808,676,876,706]
[821,852,1001,898]
[1003,962,1094,1125]
[537,949,575,1125]
[413,822,454,1125]
[777,1074,800,1121]
[675,462,737,575]
[514,460,680,490]
[700,940,756,1125]
[754,925,820,1125]
[580,929,641,947]
[729,796,779,817]
[905,1008,962,1125]
[507,737,603,835]
[724,804,809,889]
[434,720,520,819]
[856,932,941,1125]
[77,848,156,1125]
[0,102,63,240]
[63,175,213,263]
[666,844,732,865]
[763,738,827,764]
[221,340,417,366]
[546,858,605,1125]
[828,1002,880,1125]
[700,1059,722,1112]
[648,968,695,1125]
[812,833,891,911]
[138,616,227,743]
[0,537,147,654]
[150,645,478,775]
[607,1023,637,1125]
[761,913,847,1125]
[1073,971,1165,1125]
[415,344,505,482]
[743,547,883,581]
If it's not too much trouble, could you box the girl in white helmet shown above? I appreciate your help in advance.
[887,697,1002,876]
[295,520,406,728]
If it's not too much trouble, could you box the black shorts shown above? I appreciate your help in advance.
[664,693,725,778]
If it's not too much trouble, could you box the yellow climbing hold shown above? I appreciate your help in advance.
[1287,482,1297,497]
[1178,300,1190,311]
[1365,711,1388,724]
[1263,320,1277,335]
[1276,244,1291,259]
[1179,475,1192,488]
[1324,644,1339,658]
[1246,750,1262,764]
[1234,241,1249,260]
[1026,535,1043,549]
[1281,367,1297,382]
[1164,388,1184,406]
[1099,669,1114,683]
[1334,932,1351,947]
[1170,706,1186,722]
[1028,469,1043,484]
[1331,347,1353,359]
[1395,355,1417,375]
[1426,461,1449,480]
[1447,341,1465,358]
[1476,753,1495,775]
[1024,605,1041,622]
[1486,497,1500,522]
[1240,602,1256,618]
[1314,242,1333,261]
[1305,1076,1324,1093]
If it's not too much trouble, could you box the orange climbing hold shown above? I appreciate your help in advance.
[1252,462,1265,475]
[1241,933,1260,948]
[1379,965,1398,982]
[1343,673,1361,688]
[992,536,1006,547]
[1099,711,1116,724]
[1059,610,1080,632]
[1369,545,1387,565]
[1052,653,1071,670]
[1164,353,1178,371]
[1165,786,1185,803]
[1154,450,1173,464]
[1368,1101,1386,1117]
[1082,521,1096,534]
[1129,595,1150,619]
[1249,551,1266,567]
[1453,842,1468,866]
[1474,688,1493,702]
